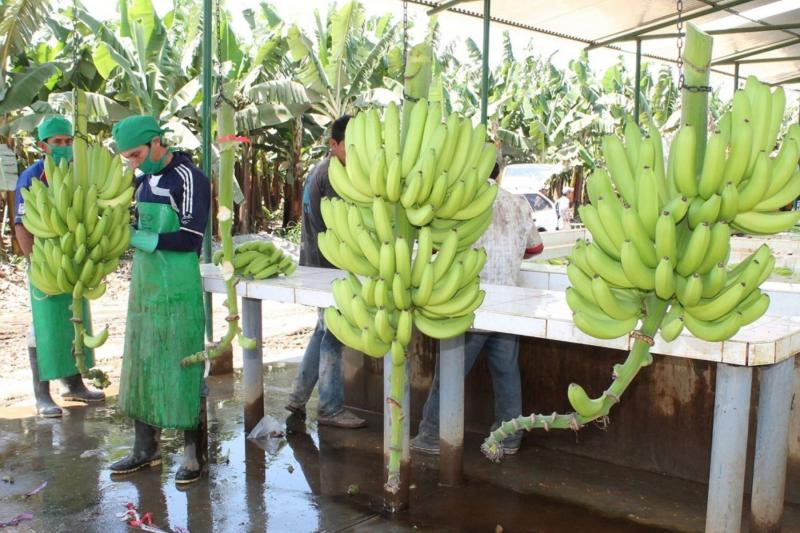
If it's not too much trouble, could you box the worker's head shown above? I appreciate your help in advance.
[563,186,574,201]
[112,115,170,174]
[36,116,74,165]
[330,114,351,165]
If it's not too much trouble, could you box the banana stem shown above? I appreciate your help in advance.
[680,23,713,170]
[70,298,88,375]
[182,88,242,366]
[481,296,670,462]
[386,345,407,492]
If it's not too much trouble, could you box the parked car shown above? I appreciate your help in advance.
[499,163,562,232]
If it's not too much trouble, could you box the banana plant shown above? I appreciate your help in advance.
[482,23,800,461]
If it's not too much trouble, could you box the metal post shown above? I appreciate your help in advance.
[634,39,642,126]
[241,297,264,433]
[734,63,740,94]
[750,357,796,533]
[201,0,214,341]
[480,0,491,125]
[383,355,410,512]
[705,363,753,533]
[439,335,465,486]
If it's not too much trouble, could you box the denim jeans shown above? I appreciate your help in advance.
[289,309,345,417]
[417,332,521,440]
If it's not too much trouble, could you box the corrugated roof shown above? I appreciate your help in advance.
[408,0,800,90]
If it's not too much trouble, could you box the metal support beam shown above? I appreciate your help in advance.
[383,355,410,512]
[439,335,465,486]
[713,37,800,65]
[770,74,800,86]
[705,363,753,533]
[634,39,642,126]
[634,23,800,40]
[241,297,264,433]
[731,55,800,64]
[480,0,490,126]
[734,63,740,93]
[427,0,475,16]
[587,0,755,49]
[201,0,214,341]
[750,357,795,533]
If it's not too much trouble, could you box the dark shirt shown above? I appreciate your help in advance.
[134,151,210,253]
[14,160,45,224]
[299,158,340,268]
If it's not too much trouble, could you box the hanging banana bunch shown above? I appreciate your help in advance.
[21,91,132,387]
[481,73,799,462]
[318,97,498,492]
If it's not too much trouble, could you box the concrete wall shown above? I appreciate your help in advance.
[344,332,800,504]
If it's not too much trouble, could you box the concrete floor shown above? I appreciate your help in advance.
[0,364,796,532]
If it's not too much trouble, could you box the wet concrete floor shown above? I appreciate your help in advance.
[0,364,742,532]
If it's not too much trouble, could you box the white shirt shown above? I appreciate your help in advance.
[476,186,543,286]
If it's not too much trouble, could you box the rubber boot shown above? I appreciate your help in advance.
[29,347,62,418]
[110,421,162,475]
[61,374,106,403]
[176,398,207,485]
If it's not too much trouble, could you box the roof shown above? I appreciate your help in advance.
[407,0,800,91]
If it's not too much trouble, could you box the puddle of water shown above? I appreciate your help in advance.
[0,365,670,533]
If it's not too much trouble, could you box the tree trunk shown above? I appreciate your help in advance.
[238,142,251,234]
[290,117,304,226]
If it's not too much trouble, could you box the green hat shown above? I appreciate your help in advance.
[112,115,167,152]
[37,116,73,142]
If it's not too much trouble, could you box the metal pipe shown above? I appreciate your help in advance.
[201,0,214,341]
[427,0,474,16]
[730,55,800,64]
[634,39,641,126]
[705,363,753,533]
[734,63,740,94]
[750,357,796,533]
[383,354,410,512]
[439,335,465,486]
[241,297,264,433]
[586,0,755,49]
[634,23,800,40]
[480,0,490,125]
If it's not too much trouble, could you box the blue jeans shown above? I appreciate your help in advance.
[289,309,345,417]
[418,332,522,440]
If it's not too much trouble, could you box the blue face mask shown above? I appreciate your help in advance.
[138,146,169,174]
[48,145,73,165]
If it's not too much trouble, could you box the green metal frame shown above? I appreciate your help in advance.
[712,37,800,65]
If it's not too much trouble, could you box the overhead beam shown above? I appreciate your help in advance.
[712,37,800,64]
[586,0,756,49]
[730,54,800,64]
[636,23,800,40]
[770,74,800,86]
[427,0,476,16]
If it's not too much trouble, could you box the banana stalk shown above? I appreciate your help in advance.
[182,88,254,366]
[69,90,109,388]
[481,297,668,461]
[386,343,406,493]
[681,23,713,171]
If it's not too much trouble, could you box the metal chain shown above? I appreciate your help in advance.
[676,0,684,90]
[402,0,408,67]
[214,0,237,109]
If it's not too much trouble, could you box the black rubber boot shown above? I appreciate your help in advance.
[110,421,162,475]
[176,399,207,485]
[61,374,106,403]
[29,347,62,418]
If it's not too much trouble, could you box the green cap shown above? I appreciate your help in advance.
[37,116,73,142]
[112,115,167,152]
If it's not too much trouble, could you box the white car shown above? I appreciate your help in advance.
[499,163,562,232]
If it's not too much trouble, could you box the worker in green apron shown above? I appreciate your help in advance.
[108,115,211,484]
[13,116,105,417]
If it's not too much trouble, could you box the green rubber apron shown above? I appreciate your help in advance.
[29,279,94,380]
[118,202,204,429]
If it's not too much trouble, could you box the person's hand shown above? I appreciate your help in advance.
[130,227,159,253]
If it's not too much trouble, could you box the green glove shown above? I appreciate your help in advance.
[130,228,159,253]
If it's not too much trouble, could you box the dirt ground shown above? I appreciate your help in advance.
[0,245,317,412]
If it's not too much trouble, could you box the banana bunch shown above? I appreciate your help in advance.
[562,75,800,420]
[212,240,296,279]
[21,144,133,348]
[318,99,498,357]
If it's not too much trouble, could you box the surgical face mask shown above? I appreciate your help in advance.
[137,146,169,175]
[48,145,73,165]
